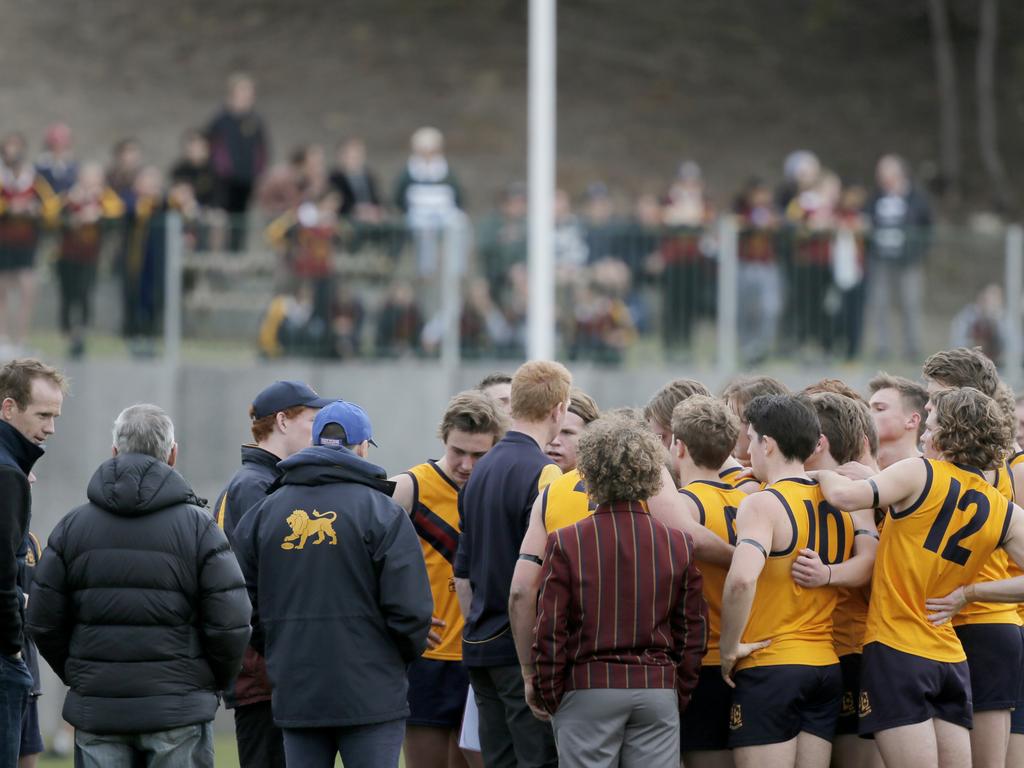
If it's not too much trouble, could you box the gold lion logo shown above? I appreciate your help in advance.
[729,704,743,730]
[859,691,872,717]
[281,509,338,550]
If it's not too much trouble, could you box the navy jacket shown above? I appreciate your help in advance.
[0,420,43,657]
[212,444,282,708]
[232,446,433,728]
[27,454,252,734]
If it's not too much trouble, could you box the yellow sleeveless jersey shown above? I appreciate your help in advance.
[953,460,1021,627]
[680,479,746,666]
[738,478,848,670]
[865,459,1014,663]
[1007,452,1024,621]
[542,468,595,534]
[833,516,869,657]
[406,461,464,661]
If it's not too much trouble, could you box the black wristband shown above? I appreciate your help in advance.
[518,553,543,566]
[868,478,880,510]
[854,528,880,540]
[738,538,768,559]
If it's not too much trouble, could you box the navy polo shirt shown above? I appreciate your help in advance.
[454,431,561,667]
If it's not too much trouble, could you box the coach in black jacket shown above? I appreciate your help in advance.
[27,404,251,766]
[232,400,432,768]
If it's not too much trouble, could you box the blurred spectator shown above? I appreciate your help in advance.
[0,132,59,355]
[569,258,636,364]
[581,182,617,263]
[657,161,714,359]
[265,190,342,332]
[298,144,329,202]
[57,162,125,358]
[170,130,217,209]
[106,138,143,201]
[35,122,78,195]
[553,188,588,280]
[784,168,840,356]
[207,73,269,251]
[422,276,517,360]
[478,182,527,302]
[775,149,821,211]
[118,166,167,356]
[394,126,464,278]
[330,138,382,222]
[330,283,366,359]
[832,184,869,359]
[376,281,423,357]
[950,283,1008,365]
[735,177,783,365]
[256,146,306,220]
[258,283,326,358]
[866,154,932,360]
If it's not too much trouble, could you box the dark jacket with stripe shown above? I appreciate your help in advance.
[26,453,252,734]
[212,444,281,707]
[0,420,43,658]
[231,445,433,728]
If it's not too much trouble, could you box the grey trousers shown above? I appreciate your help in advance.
[866,260,923,358]
[552,688,679,768]
[74,722,214,768]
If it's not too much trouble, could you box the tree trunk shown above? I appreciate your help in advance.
[926,0,961,201]
[976,0,1015,211]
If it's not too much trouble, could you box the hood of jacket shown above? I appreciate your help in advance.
[277,445,395,496]
[87,453,205,517]
[0,420,44,475]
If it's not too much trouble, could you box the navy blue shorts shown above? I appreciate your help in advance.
[1013,627,1024,735]
[728,664,842,748]
[858,642,972,735]
[407,657,470,729]
[836,653,861,736]
[954,623,1023,712]
[19,696,43,756]
[680,666,732,751]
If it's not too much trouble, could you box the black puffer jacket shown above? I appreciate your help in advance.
[26,453,252,734]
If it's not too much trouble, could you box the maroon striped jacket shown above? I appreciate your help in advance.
[531,500,708,714]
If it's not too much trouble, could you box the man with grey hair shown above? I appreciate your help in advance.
[26,404,251,768]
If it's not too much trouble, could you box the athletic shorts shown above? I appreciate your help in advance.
[728,664,842,748]
[836,653,861,736]
[1012,627,1024,735]
[0,246,36,273]
[680,666,732,751]
[954,623,1024,712]
[20,696,43,756]
[407,657,470,729]
[858,642,972,735]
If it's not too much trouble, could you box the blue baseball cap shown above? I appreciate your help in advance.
[251,381,333,420]
[313,401,378,448]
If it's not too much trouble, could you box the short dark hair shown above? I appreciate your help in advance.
[477,372,512,390]
[806,392,863,465]
[671,395,740,470]
[744,394,820,463]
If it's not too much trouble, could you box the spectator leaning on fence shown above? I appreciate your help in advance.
[27,404,251,768]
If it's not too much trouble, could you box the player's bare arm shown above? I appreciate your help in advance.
[388,472,415,514]
[719,491,774,687]
[650,466,734,566]
[510,492,547,677]
[813,456,925,515]
[792,506,878,588]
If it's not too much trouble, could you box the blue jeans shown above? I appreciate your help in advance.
[0,653,33,768]
[282,720,406,768]
[74,722,214,768]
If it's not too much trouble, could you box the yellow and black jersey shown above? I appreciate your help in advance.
[739,478,849,670]
[405,460,464,662]
[680,479,746,666]
[953,459,1022,627]
[866,459,1014,663]
[541,468,595,534]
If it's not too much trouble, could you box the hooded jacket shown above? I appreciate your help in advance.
[231,445,433,728]
[0,420,43,658]
[26,453,252,734]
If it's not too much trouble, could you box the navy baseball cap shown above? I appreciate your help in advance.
[313,401,378,448]
[251,381,333,420]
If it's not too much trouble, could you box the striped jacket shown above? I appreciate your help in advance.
[532,500,708,714]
